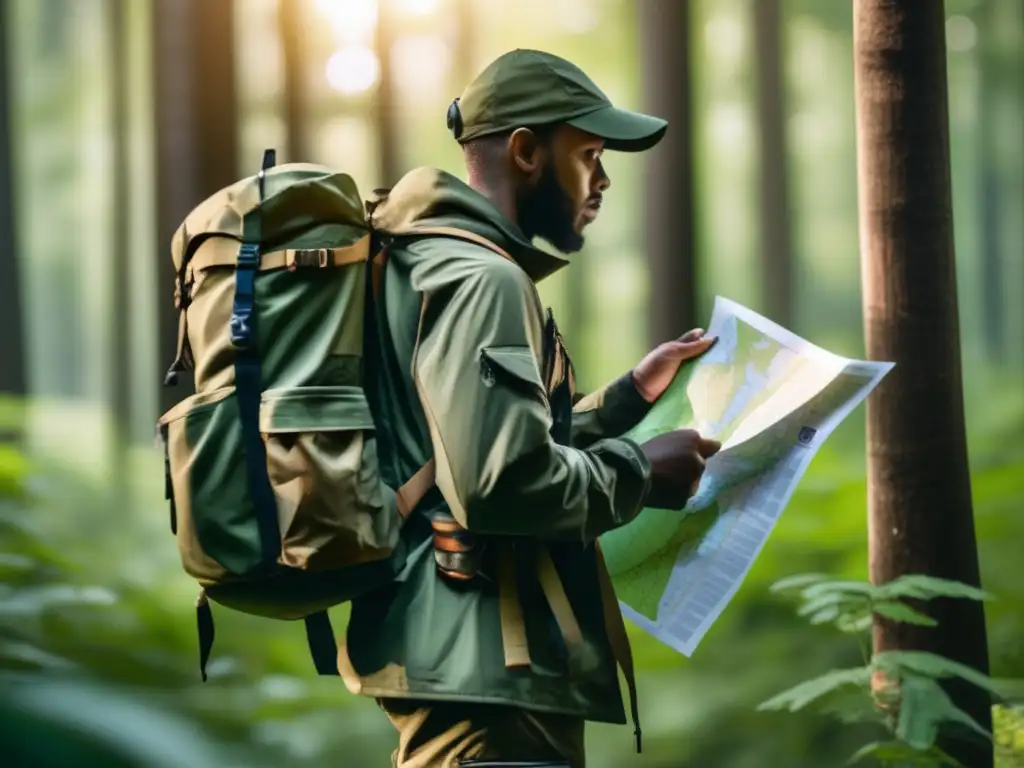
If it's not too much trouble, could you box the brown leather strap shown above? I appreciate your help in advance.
[396,458,436,518]
[595,541,642,752]
[498,546,531,668]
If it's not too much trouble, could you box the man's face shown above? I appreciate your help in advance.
[516,125,610,254]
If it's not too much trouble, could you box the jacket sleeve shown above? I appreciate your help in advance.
[571,373,654,450]
[412,257,651,542]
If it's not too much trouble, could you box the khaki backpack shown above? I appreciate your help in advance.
[156,150,501,680]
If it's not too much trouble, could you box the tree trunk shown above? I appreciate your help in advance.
[640,0,697,345]
[853,2,993,766]
[0,0,26,399]
[151,0,239,414]
[107,0,131,483]
[452,0,476,88]
[279,0,309,164]
[753,0,794,330]
[374,1,400,189]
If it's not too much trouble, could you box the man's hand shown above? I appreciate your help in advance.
[632,328,717,404]
[639,429,722,510]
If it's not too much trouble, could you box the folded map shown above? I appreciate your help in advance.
[598,296,894,656]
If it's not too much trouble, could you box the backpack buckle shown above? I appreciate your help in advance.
[288,248,331,270]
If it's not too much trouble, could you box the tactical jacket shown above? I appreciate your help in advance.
[341,166,654,729]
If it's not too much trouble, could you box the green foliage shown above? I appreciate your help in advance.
[763,570,1024,767]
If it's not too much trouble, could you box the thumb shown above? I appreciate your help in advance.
[678,328,706,343]
[697,437,722,457]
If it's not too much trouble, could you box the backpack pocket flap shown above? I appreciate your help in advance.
[480,345,546,398]
[259,386,374,433]
[258,386,401,572]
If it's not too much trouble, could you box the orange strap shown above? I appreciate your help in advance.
[396,458,436,519]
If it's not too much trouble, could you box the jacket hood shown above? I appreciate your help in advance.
[369,166,569,283]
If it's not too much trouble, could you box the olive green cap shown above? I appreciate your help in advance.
[448,49,667,153]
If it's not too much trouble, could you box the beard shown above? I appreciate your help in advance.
[516,162,584,254]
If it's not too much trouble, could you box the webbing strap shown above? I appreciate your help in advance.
[304,611,340,676]
[536,547,584,656]
[396,459,436,518]
[595,542,642,753]
[497,546,531,668]
[185,235,371,279]
[196,590,214,682]
[230,149,281,567]
[410,226,515,264]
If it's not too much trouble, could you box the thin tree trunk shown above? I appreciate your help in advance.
[151,0,239,414]
[374,0,400,188]
[640,0,697,344]
[279,0,309,163]
[452,0,476,88]
[753,0,794,330]
[108,0,131,461]
[0,0,26,400]
[853,2,993,766]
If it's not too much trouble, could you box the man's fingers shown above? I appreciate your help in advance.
[697,437,722,457]
[664,335,718,360]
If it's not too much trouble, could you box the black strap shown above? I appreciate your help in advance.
[159,423,177,535]
[197,593,215,682]
[229,149,281,567]
[304,611,340,675]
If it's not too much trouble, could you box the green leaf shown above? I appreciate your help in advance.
[847,740,964,766]
[875,575,994,603]
[797,591,870,619]
[873,651,1003,695]
[896,675,943,750]
[757,667,872,713]
[872,601,939,627]
[820,688,886,726]
[801,580,877,601]
[907,676,992,741]
[770,573,831,593]
[836,611,874,634]
[808,604,842,624]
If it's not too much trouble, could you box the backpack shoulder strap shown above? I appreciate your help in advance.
[371,226,514,521]
[407,226,516,265]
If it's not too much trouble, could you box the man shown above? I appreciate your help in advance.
[342,49,720,767]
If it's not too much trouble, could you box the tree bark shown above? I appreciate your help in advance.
[0,0,26,399]
[853,2,993,766]
[374,0,400,189]
[640,0,697,345]
[753,0,794,330]
[279,0,309,164]
[151,0,239,414]
[106,0,131,484]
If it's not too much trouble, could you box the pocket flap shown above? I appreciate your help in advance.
[480,345,545,394]
[259,386,374,433]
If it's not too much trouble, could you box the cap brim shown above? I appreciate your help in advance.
[567,106,668,152]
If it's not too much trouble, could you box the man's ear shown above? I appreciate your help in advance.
[508,128,545,180]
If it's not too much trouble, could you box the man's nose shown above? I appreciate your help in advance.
[595,165,611,193]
